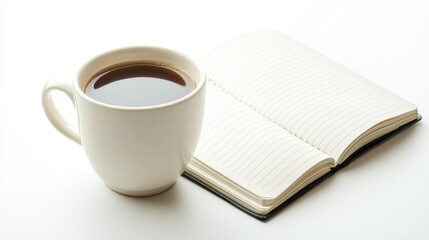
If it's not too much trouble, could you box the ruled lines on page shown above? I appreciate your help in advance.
[201,30,416,161]
[193,84,333,197]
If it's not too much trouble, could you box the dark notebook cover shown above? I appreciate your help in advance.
[183,116,421,221]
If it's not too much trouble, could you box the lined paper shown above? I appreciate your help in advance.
[193,84,333,198]
[201,30,417,161]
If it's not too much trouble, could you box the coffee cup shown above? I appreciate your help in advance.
[42,47,206,196]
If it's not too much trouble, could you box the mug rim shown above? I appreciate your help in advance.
[73,46,206,111]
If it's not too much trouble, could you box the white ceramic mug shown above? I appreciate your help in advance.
[42,47,206,196]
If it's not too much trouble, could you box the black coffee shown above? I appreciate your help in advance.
[85,64,195,107]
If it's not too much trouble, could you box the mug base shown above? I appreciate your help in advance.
[106,182,175,197]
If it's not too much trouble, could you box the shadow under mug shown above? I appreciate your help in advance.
[42,47,206,196]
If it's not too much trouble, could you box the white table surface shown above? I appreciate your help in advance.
[1,0,428,239]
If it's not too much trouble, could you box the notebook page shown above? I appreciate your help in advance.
[201,30,417,162]
[193,83,334,199]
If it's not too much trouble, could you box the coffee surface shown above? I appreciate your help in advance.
[85,64,194,107]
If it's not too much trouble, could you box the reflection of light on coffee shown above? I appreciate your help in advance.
[85,64,194,107]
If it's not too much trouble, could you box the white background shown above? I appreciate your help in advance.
[1,0,428,239]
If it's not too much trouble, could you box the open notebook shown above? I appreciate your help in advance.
[183,30,420,220]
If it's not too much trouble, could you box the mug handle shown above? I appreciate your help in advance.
[42,81,81,144]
